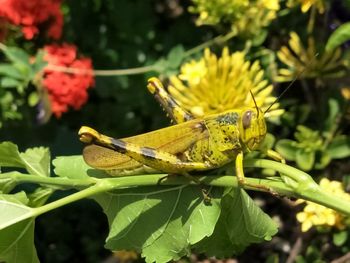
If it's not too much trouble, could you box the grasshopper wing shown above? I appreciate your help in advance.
[82,119,208,174]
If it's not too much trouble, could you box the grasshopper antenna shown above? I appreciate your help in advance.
[264,53,319,115]
[249,90,259,117]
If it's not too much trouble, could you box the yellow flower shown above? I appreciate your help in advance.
[341,87,350,101]
[296,178,350,232]
[189,0,279,37]
[168,47,283,118]
[276,32,346,82]
[178,59,207,86]
[287,0,325,14]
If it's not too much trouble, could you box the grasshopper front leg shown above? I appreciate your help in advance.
[79,126,212,174]
[147,78,194,124]
[236,151,277,194]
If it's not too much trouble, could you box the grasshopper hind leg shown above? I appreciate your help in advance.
[147,78,194,124]
[79,126,213,174]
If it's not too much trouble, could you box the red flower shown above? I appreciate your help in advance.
[43,44,94,118]
[0,0,63,39]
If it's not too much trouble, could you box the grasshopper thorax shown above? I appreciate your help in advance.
[239,107,266,151]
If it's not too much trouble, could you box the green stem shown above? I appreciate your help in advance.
[46,64,158,76]
[245,159,350,215]
[0,172,96,188]
[4,159,350,216]
[29,174,293,218]
[1,31,237,78]
[307,5,316,35]
[32,181,112,217]
[46,30,237,76]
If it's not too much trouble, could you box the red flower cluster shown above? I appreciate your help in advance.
[43,44,94,118]
[0,0,63,39]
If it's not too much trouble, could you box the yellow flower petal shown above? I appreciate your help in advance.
[276,32,345,82]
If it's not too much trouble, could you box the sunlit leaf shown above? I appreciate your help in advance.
[94,185,222,262]
[20,147,50,177]
[53,155,106,179]
[0,142,51,177]
[194,188,278,257]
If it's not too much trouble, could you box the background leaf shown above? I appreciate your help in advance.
[0,64,23,79]
[166,45,185,69]
[275,139,298,160]
[295,149,315,171]
[326,22,350,51]
[327,135,350,159]
[1,46,30,66]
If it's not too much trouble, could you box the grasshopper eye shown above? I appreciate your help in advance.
[242,110,252,129]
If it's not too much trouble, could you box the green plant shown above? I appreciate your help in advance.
[1,141,350,262]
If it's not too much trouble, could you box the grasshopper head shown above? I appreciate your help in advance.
[239,107,266,151]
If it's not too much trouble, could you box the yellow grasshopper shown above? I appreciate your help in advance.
[79,78,279,186]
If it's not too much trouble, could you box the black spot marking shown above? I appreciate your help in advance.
[176,152,188,161]
[111,138,127,154]
[141,147,157,159]
[216,112,239,125]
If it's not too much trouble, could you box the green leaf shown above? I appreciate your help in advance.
[0,219,39,263]
[20,147,50,177]
[194,188,278,258]
[266,253,280,263]
[0,64,22,79]
[0,193,37,263]
[0,191,29,205]
[28,92,39,107]
[333,231,348,246]
[1,77,21,88]
[295,149,315,171]
[0,142,26,168]
[28,187,53,207]
[94,185,222,262]
[327,135,350,159]
[31,50,47,76]
[0,194,34,230]
[166,45,185,70]
[0,142,51,177]
[53,155,106,179]
[251,29,268,46]
[324,98,340,132]
[326,22,350,51]
[275,139,298,160]
[314,151,331,170]
[1,46,30,66]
